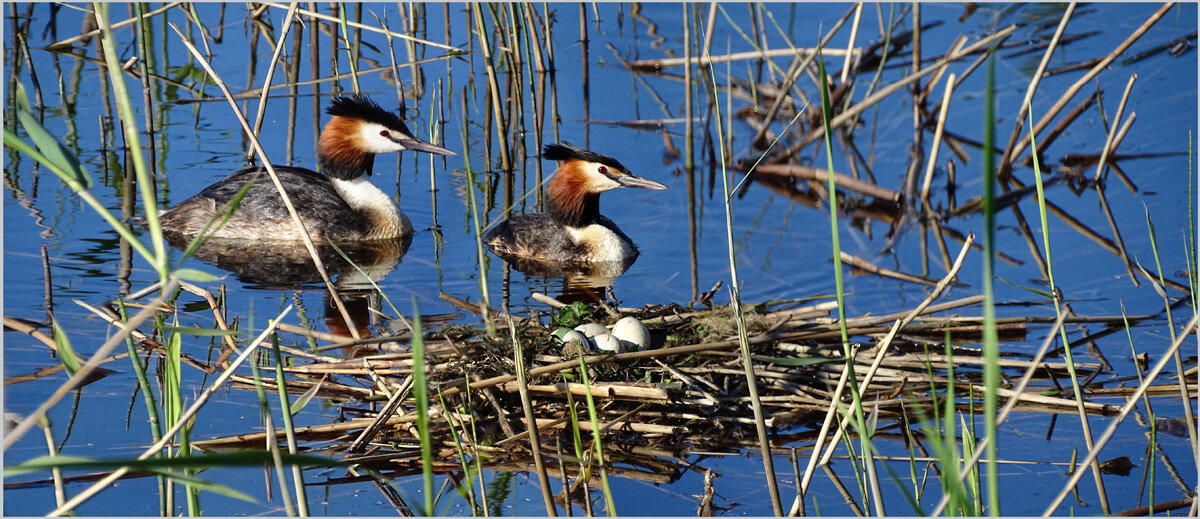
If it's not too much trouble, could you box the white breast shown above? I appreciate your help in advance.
[565,224,636,262]
[331,177,411,238]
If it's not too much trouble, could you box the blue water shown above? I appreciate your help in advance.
[4,3,1196,516]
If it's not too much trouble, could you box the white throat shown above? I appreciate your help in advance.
[331,177,412,238]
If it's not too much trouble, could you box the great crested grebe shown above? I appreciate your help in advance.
[484,143,667,264]
[157,94,453,242]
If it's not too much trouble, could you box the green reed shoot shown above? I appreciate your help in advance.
[270,332,309,515]
[437,390,482,515]
[410,297,435,516]
[1143,205,1199,454]
[1122,303,1158,511]
[911,334,974,516]
[816,44,882,511]
[116,299,168,514]
[1189,132,1198,312]
[458,94,496,336]
[564,387,592,517]
[577,355,616,515]
[1028,101,1111,514]
[93,2,167,279]
[163,315,201,515]
[979,45,1001,516]
[338,4,360,93]
[248,349,297,517]
[709,48,783,516]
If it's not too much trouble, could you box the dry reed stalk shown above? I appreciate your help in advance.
[47,2,182,48]
[839,3,864,84]
[3,316,58,350]
[839,251,938,286]
[508,318,558,516]
[497,381,705,404]
[257,1,462,52]
[1017,89,1099,167]
[230,374,366,401]
[49,305,292,516]
[275,322,365,347]
[70,301,207,374]
[439,291,513,322]
[919,73,955,203]
[532,292,566,308]
[1086,384,1198,397]
[779,25,1017,159]
[999,3,1076,177]
[1093,74,1137,182]
[528,418,680,436]
[743,163,900,201]
[962,383,1118,414]
[192,406,420,448]
[810,233,975,475]
[168,21,362,339]
[916,36,964,105]
[248,3,299,159]
[1043,315,1197,514]
[627,47,856,70]
[3,277,179,451]
[178,282,242,371]
[346,377,414,453]
[1096,184,1142,290]
[1006,3,1172,166]
[3,353,129,387]
[1104,113,1141,193]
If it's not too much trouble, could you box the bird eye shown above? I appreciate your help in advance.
[379,130,390,138]
[597,165,608,174]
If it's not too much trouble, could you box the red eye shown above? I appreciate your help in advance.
[597,165,608,174]
[379,130,390,138]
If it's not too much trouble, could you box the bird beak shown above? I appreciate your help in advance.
[399,138,456,156]
[615,174,667,190]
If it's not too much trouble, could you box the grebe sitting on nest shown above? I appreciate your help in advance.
[484,143,666,265]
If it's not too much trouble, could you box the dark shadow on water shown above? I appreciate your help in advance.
[493,252,635,304]
[164,234,412,290]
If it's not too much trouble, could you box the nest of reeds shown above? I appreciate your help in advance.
[192,290,1138,492]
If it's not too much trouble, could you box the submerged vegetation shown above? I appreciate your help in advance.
[4,2,1197,516]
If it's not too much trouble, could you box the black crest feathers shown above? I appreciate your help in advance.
[326,94,411,134]
[543,142,630,173]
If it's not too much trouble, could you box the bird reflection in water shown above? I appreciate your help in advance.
[168,235,410,357]
[167,234,411,290]
[498,254,635,305]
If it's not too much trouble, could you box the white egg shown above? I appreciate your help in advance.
[611,316,651,351]
[574,322,609,338]
[589,333,625,353]
[552,327,575,342]
[557,329,589,347]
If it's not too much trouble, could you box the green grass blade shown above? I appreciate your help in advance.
[289,377,325,416]
[49,319,81,376]
[578,355,617,515]
[980,44,1001,517]
[411,297,434,516]
[13,83,89,188]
